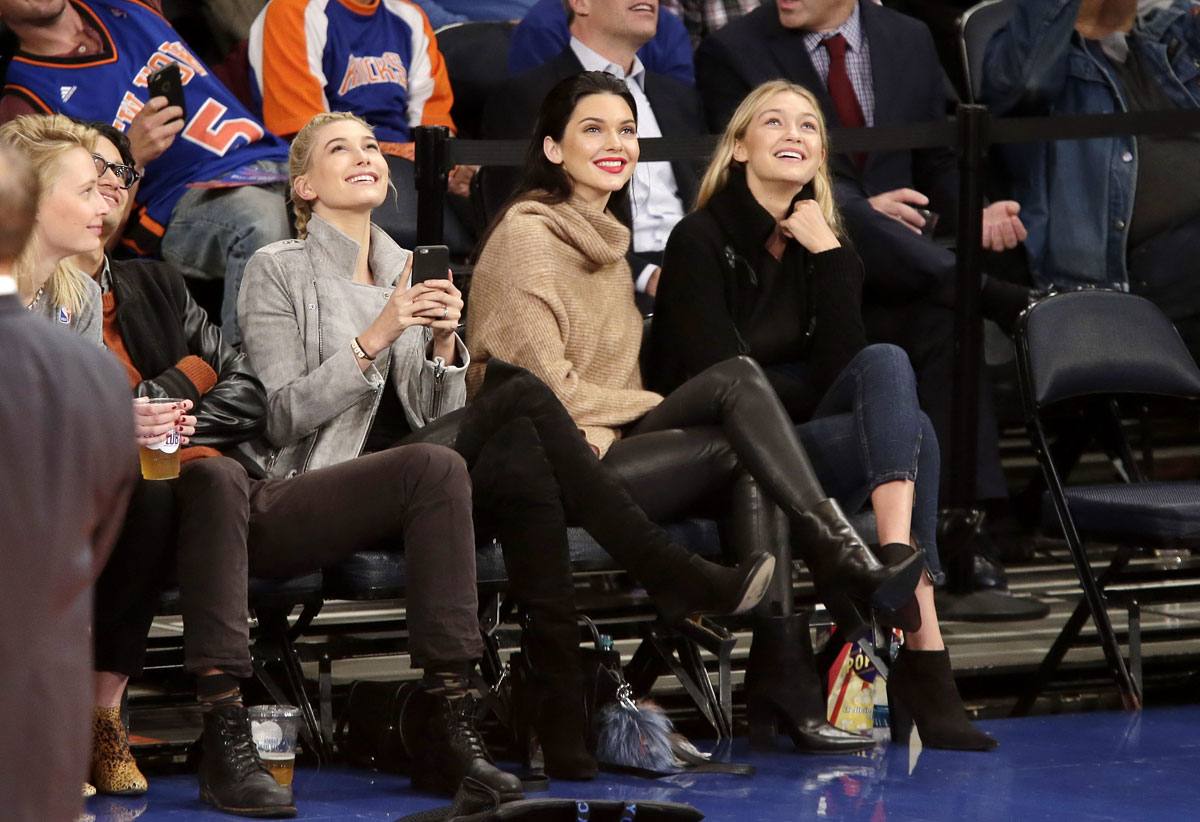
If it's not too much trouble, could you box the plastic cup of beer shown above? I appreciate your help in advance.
[248,705,300,787]
[138,397,183,480]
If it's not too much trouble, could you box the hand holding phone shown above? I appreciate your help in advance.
[147,63,187,124]
[410,244,450,288]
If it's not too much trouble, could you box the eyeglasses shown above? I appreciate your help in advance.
[92,154,141,190]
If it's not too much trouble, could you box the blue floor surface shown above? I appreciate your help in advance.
[86,706,1200,822]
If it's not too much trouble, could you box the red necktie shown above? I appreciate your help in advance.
[821,33,866,169]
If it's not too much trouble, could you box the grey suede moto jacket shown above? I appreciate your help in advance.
[236,213,468,477]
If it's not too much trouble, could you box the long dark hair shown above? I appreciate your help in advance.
[476,71,638,254]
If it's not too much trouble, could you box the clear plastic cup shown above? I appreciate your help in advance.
[138,397,183,480]
[248,705,301,787]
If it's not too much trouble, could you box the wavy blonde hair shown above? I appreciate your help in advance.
[288,111,383,239]
[696,80,842,236]
[0,114,100,315]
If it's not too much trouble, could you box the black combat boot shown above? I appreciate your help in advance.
[198,703,296,818]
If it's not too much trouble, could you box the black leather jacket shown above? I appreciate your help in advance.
[109,258,267,451]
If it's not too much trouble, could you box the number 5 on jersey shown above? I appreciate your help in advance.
[182,98,265,156]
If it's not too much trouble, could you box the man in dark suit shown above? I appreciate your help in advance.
[483,0,705,299]
[0,141,137,822]
[695,0,1034,541]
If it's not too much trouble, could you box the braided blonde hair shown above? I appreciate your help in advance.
[696,80,842,236]
[0,114,101,315]
[288,111,379,239]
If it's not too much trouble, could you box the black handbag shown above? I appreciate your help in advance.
[338,679,421,773]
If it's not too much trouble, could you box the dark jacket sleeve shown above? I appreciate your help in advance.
[835,175,957,301]
[651,212,750,385]
[694,34,755,132]
[911,42,960,228]
[805,245,868,395]
[133,268,268,450]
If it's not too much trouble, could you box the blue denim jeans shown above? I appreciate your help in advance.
[160,161,291,344]
[774,344,943,583]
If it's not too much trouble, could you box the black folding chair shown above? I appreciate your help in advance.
[435,20,516,139]
[958,0,1015,104]
[1013,289,1200,713]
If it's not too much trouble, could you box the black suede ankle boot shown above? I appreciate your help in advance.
[198,703,296,818]
[745,612,874,754]
[887,647,998,751]
[400,689,524,799]
[791,499,925,640]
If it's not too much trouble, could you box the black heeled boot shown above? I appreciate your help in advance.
[647,551,776,627]
[792,499,926,640]
[400,689,525,798]
[198,703,296,818]
[887,647,997,751]
[745,612,874,754]
[871,543,924,633]
[519,611,598,780]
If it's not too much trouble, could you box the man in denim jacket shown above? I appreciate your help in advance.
[983,0,1200,350]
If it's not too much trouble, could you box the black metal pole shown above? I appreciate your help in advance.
[414,125,451,246]
[936,105,1049,620]
[946,103,987,596]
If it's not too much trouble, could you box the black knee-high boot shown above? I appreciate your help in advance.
[467,418,597,779]
[727,476,873,753]
[639,357,925,638]
[459,361,775,626]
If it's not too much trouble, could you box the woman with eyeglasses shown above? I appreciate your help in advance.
[0,113,108,343]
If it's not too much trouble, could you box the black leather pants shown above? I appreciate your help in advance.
[415,362,720,600]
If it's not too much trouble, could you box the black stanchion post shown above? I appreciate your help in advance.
[414,125,451,246]
[947,103,988,598]
[937,104,1050,622]
[950,103,987,514]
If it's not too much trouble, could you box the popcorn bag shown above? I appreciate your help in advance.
[826,639,891,740]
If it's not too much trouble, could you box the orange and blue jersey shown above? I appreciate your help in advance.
[248,0,456,153]
[2,0,288,255]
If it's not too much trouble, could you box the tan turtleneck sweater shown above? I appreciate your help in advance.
[467,196,663,456]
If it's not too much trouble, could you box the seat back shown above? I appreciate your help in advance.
[959,0,1015,103]
[436,20,516,139]
[1017,290,1200,410]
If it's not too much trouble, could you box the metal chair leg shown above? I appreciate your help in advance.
[1128,601,1142,702]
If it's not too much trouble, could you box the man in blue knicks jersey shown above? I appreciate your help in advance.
[0,0,292,344]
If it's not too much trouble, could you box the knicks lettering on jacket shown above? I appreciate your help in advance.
[338,52,409,96]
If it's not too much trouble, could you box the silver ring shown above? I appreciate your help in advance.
[442,308,449,319]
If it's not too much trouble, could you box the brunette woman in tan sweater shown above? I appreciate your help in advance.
[469,72,924,754]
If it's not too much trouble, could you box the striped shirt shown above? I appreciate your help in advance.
[248,0,455,150]
[661,0,761,44]
[801,0,875,127]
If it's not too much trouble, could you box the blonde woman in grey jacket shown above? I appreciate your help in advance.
[237,112,776,781]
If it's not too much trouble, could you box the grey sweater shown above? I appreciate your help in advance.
[28,274,102,346]
[237,214,468,477]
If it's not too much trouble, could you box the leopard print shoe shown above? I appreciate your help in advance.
[91,706,148,796]
[82,782,97,798]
